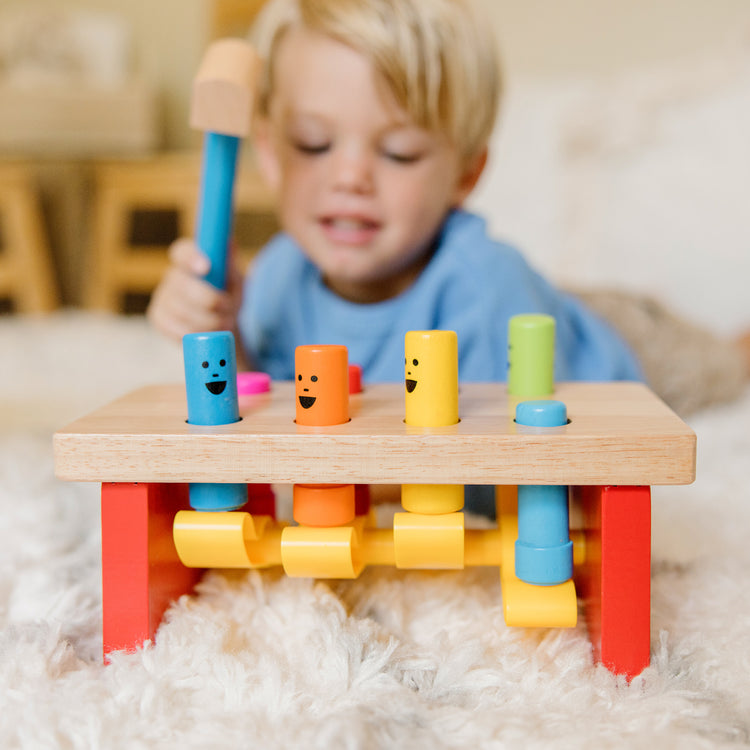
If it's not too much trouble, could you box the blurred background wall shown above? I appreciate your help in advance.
[2,0,744,149]
[486,0,750,77]
[0,0,748,321]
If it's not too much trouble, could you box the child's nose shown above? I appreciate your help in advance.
[332,149,374,194]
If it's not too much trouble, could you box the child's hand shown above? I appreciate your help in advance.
[147,238,244,342]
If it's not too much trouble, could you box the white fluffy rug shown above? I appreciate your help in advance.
[2,312,749,749]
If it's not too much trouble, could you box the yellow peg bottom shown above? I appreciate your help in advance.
[401,484,464,514]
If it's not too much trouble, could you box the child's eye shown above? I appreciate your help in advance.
[294,141,330,156]
[382,150,421,164]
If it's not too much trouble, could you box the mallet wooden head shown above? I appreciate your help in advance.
[190,38,260,138]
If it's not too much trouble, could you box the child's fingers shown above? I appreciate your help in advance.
[148,236,243,343]
[169,238,211,276]
[148,267,236,340]
[150,294,235,340]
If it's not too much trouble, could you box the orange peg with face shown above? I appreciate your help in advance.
[295,345,349,426]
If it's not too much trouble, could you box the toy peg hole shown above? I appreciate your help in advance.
[293,418,352,425]
[185,416,243,425]
[513,418,571,426]
[402,418,461,425]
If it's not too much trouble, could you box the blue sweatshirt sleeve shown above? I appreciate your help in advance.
[430,211,644,383]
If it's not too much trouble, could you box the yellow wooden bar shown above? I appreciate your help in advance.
[393,512,465,569]
[173,510,271,568]
[280,525,364,579]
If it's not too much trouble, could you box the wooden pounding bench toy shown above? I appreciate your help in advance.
[52,39,696,679]
[54,320,696,678]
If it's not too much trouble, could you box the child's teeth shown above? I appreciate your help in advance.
[333,218,366,229]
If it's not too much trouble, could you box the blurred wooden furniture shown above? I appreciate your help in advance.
[84,1,273,313]
[0,78,159,307]
[0,161,59,312]
[209,0,268,39]
[0,81,158,158]
[85,152,277,312]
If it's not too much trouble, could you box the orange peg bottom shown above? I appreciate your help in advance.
[293,483,356,527]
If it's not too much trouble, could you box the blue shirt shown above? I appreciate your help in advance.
[238,209,643,384]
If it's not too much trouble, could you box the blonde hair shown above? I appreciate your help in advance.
[251,0,502,165]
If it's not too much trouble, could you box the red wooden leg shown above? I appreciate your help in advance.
[101,482,202,659]
[354,484,371,517]
[578,485,651,678]
[246,483,277,519]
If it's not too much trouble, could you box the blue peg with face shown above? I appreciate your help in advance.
[183,331,245,511]
[183,331,240,426]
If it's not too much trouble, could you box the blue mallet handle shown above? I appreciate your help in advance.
[196,131,241,290]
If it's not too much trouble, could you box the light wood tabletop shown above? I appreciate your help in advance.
[54,381,696,487]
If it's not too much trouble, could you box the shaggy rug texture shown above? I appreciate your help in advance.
[1,312,749,749]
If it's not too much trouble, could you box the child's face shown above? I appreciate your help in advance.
[256,28,481,304]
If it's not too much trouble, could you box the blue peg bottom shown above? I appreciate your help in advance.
[515,539,573,585]
[189,482,247,512]
[515,483,573,585]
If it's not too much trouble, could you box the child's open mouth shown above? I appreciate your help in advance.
[321,216,380,245]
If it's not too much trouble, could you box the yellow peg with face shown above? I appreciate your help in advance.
[404,330,459,427]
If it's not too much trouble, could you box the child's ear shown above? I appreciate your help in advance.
[452,148,488,205]
[253,117,281,191]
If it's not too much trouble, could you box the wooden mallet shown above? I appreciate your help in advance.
[190,38,260,290]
